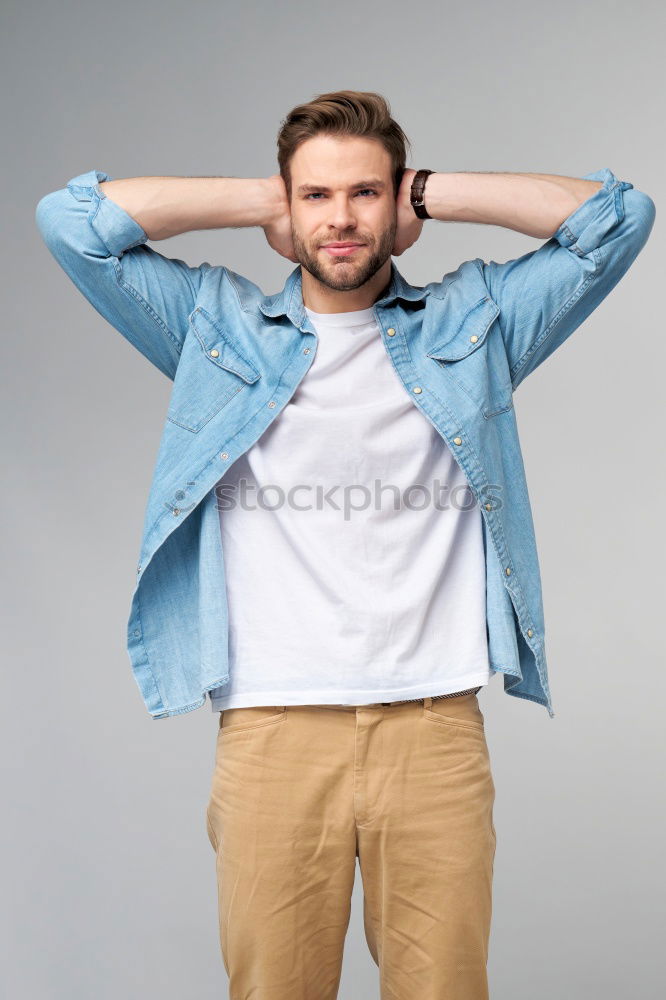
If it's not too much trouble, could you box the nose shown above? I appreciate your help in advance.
[326,195,358,234]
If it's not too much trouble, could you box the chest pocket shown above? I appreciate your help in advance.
[166,306,261,433]
[426,295,513,418]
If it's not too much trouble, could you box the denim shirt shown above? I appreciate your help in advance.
[35,168,656,720]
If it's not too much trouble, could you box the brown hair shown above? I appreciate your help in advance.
[276,90,412,201]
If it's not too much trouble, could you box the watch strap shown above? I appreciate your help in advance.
[410,169,434,219]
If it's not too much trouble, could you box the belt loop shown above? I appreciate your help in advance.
[424,696,433,709]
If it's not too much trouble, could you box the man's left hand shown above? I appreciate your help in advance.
[392,168,425,256]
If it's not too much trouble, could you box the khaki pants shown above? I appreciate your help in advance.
[205,690,496,999]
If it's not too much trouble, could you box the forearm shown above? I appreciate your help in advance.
[97,175,282,241]
[421,172,604,239]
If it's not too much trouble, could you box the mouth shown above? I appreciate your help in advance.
[320,243,366,257]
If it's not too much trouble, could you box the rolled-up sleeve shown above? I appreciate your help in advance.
[480,167,656,389]
[35,169,210,380]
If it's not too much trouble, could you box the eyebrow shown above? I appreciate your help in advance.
[296,179,387,194]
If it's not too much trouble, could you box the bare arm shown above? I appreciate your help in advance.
[418,171,604,238]
[97,175,285,241]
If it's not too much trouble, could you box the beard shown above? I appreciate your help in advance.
[291,217,397,292]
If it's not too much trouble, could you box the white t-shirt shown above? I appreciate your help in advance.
[208,305,490,710]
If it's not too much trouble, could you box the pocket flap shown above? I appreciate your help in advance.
[190,307,261,383]
[426,295,500,362]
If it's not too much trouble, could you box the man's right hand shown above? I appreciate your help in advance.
[262,175,299,263]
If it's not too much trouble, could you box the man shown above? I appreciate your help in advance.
[35,89,655,999]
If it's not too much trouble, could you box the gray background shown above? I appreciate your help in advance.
[2,0,664,996]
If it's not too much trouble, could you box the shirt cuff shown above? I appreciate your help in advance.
[66,168,149,257]
[552,167,634,257]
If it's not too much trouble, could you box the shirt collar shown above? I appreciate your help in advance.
[258,260,430,328]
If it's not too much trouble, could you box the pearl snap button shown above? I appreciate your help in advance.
[505,567,511,575]
[453,437,462,445]
[527,629,534,638]
[387,328,396,336]
[470,335,478,343]
[412,386,422,394]
[220,452,229,460]
[209,349,219,358]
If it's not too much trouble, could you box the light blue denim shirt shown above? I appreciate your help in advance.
[35,167,656,720]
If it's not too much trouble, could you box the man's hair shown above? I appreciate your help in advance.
[276,90,412,201]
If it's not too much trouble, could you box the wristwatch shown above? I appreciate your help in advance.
[410,169,434,219]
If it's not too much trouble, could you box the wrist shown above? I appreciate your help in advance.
[400,168,418,211]
[262,175,290,227]
[410,169,436,219]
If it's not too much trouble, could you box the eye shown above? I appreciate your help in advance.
[305,189,378,200]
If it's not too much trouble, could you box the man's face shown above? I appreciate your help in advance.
[289,135,397,292]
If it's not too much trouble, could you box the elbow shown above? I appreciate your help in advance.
[35,187,101,262]
[621,188,657,261]
[35,189,69,254]
[598,187,657,281]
